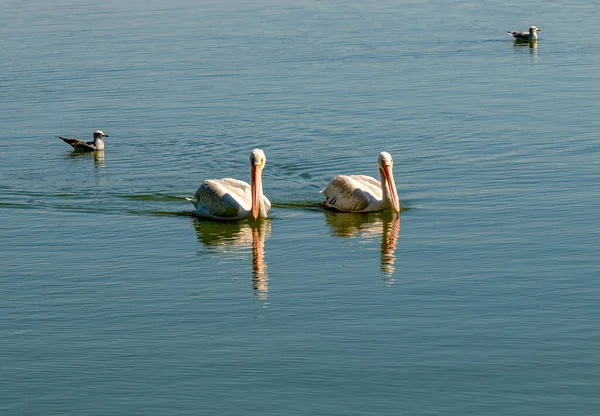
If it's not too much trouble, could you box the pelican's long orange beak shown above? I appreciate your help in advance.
[380,165,400,216]
[251,164,262,220]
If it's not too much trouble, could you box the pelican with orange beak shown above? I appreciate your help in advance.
[322,152,400,215]
[187,148,270,221]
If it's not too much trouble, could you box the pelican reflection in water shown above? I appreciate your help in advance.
[323,210,400,284]
[192,219,270,301]
[251,226,268,299]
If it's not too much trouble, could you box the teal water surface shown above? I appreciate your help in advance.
[1,0,600,415]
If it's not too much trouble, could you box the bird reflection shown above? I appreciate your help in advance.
[512,39,538,59]
[380,215,400,278]
[323,210,400,285]
[64,150,106,185]
[529,40,538,59]
[65,150,106,167]
[192,219,270,301]
[94,150,105,167]
[251,226,268,300]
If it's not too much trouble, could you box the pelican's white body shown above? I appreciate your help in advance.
[322,152,400,214]
[188,149,270,221]
[189,178,271,220]
[323,175,389,212]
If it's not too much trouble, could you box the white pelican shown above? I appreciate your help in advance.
[187,148,270,221]
[322,152,400,215]
[58,130,109,151]
[508,26,541,41]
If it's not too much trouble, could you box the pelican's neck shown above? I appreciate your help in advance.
[251,167,266,217]
[94,137,105,150]
[379,167,393,208]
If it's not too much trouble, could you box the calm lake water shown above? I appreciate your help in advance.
[2,0,600,414]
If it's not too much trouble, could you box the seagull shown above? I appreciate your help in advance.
[187,148,270,221]
[58,130,109,151]
[508,26,541,41]
[322,152,400,215]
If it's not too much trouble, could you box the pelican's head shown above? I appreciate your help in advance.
[250,148,266,220]
[94,130,109,139]
[378,152,400,215]
[378,151,393,168]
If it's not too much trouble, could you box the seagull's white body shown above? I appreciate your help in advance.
[58,130,108,151]
[508,26,541,41]
[188,149,270,221]
[322,152,400,215]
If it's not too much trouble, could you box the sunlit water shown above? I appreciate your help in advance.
[2,0,600,415]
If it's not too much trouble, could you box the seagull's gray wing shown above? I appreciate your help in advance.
[58,136,96,151]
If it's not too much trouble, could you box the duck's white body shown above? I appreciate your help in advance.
[322,152,400,215]
[188,149,270,221]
